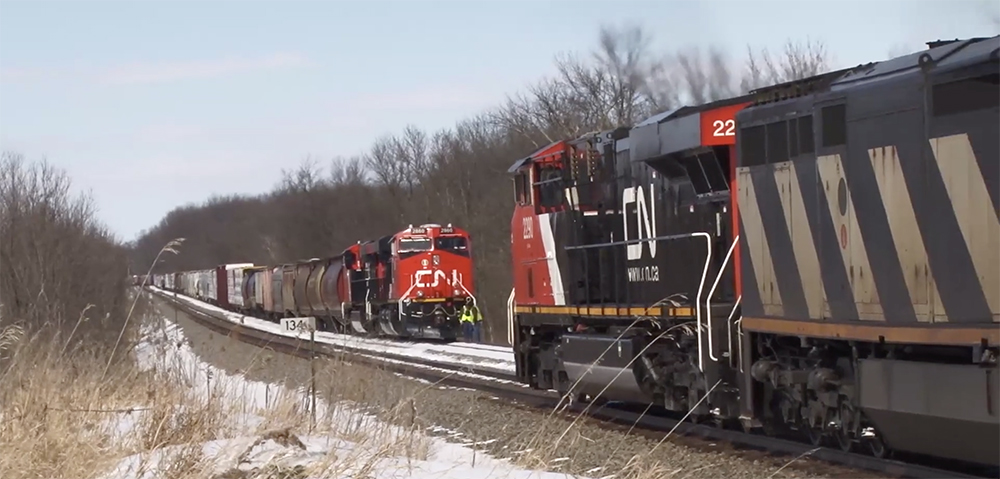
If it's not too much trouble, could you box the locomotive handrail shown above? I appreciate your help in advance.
[728,295,742,371]
[507,287,516,346]
[691,232,713,372]
[705,236,739,362]
[398,277,419,304]
[397,277,420,326]
[453,276,477,307]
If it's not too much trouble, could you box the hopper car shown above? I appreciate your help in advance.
[508,36,999,468]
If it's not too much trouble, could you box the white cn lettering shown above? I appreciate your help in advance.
[415,269,449,288]
[622,184,657,261]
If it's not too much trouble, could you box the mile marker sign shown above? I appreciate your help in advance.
[281,317,317,336]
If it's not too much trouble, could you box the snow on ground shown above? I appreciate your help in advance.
[106,307,589,479]
[148,286,515,375]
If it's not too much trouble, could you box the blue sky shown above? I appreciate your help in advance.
[1,0,997,241]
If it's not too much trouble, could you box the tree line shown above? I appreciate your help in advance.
[128,24,832,343]
[0,152,131,351]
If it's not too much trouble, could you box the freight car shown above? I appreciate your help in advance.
[152,223,476,342]
[508,36,999,468]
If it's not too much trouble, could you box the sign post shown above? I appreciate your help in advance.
[309,326,316,432]
[281,317,318,431]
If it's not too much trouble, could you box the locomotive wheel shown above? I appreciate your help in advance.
[867,436,891,459]
[834,403,855,452]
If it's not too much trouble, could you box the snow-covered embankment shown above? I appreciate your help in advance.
[103,309,590,479]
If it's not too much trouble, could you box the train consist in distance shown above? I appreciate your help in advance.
[507,36,999,468]
[145,223,476,341]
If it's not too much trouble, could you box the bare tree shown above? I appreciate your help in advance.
[277,156,323,194]
[671,46,737,105]
[0,151,129,348]
[492,23,663,145]
[740,38,831,92]
[329,156,367,187]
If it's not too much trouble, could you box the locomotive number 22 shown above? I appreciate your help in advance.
[712,119,735,137]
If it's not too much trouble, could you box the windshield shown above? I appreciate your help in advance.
[435,236,469,257]
[435,236,467,251]
[398,238,432,253]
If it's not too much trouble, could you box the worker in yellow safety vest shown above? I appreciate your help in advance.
[460,298,482,343]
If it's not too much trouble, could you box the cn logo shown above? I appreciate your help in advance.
[415,269,449,288]
[623,184,657,260]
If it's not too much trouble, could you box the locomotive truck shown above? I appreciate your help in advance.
[508,36,999,467]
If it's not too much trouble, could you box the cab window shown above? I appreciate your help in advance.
[535,166,564,209]
[513,171,531,205]
[435,236,470,257]
[398,238,431,259]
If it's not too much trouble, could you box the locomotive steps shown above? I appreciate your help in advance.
[146,286,988,479]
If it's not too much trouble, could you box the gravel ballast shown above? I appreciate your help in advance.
[147,294,887,479]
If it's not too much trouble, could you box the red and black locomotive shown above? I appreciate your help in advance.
[508,37,999,468]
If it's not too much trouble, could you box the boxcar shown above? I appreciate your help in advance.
[216,263,253,310]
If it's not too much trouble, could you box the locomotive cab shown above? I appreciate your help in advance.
[508,99,754,423]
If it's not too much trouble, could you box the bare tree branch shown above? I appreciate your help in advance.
[739,38,831,92]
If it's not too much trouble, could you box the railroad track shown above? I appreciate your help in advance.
[147,288,988,479]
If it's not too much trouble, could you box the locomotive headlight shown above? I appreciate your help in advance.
[421,259,429,267]
[417,290,424,297]
[433,255,440,265]
[453,289,461,297]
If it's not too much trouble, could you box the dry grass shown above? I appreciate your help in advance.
[0,292,441,479]
[0,322,151,478]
